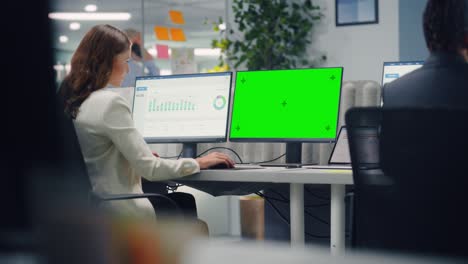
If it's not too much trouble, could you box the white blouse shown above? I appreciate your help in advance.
[73,89,200,220]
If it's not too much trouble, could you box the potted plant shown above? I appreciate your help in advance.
[210,0,326,71]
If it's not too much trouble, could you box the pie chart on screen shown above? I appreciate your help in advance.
[213,95,227,110]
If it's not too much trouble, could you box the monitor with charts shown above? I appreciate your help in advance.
[132,72,232,146]
[381,61,424,86]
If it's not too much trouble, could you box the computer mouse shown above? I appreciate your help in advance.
[208,162,232,169]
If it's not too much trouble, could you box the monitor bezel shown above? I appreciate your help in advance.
[132,71,233,144]
[228,67,344,143]
[381,60,424,86]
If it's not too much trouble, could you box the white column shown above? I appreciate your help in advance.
[330,184,346,255]
[290,183,304,245]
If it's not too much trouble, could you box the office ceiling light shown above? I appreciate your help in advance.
[84,4,98,12]
[69,22,81,30]
[48,12,131,21]
[59,35,69,43]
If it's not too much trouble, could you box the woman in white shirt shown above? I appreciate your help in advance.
[58,24,234,220]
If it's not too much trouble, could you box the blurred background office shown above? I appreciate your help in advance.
[48,0,432,240]
[5,0,468,262]
[50,0,429,85]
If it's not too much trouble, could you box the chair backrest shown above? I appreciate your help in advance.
[57,109,93,201]
[59,110,91,193]
[346,107,468,258]
[56,106,181,214]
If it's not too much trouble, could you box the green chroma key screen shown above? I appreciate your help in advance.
[229,67,343,141]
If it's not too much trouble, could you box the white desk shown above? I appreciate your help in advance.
[182,167,353,255]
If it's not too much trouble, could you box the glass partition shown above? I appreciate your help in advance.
[142,0,225,75]
[49,0,226,85]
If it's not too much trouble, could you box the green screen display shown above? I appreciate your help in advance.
[229,67,343,141]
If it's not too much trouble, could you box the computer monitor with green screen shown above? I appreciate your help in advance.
[229,67,343,164]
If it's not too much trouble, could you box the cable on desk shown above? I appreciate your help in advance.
[196,147,243,163]
[160,154,180,159]
[257,192,330,239]
[254,153,286,164]
[176,149,183,160]
[194,148,287,165]
[195,148,286,165]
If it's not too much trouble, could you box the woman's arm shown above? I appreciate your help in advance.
[100,95,200,180]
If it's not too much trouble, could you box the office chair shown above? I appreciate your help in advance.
[345,107,468,258]
[57,110,182,216]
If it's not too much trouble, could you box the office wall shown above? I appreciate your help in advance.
[314,0,400,83]
[399,0,428,61]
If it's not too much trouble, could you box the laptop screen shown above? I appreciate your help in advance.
[329,127,351,164]
[381,61,423,86]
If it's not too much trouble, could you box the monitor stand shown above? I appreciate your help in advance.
[286,142,302,164]
[181,143,197,158]
[285,142,302,168]
[260,142,307,168]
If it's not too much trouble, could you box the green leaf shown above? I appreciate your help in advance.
[224,0,322,70]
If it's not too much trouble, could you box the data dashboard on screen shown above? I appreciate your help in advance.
[382,61,423,86]
[132,72,232,143]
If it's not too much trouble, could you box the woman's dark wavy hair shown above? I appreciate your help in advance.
[423,0,467,52]
[59,24,130,119]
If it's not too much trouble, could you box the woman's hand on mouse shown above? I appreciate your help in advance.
[195,152,235,169]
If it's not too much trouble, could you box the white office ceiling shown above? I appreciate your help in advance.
[50,0,226,52]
